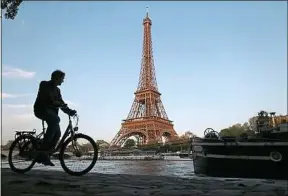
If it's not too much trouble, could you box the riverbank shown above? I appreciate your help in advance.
[2,168,287,196]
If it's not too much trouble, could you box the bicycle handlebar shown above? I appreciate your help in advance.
[70,113,79,127]
[46,103,79,126]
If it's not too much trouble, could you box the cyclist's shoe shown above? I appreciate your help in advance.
[42,158,55,166]
[35,153,54,166]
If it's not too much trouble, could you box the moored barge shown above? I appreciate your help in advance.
[191,111,288,180]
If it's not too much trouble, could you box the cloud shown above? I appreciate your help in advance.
[2,104,35,127]
[12,113,35,121]
[3,104,32,109]
[5,112,33,121]
[2,66,36,79]
[2,92,33,99]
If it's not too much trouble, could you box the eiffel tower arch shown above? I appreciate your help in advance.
[110,9,179,147]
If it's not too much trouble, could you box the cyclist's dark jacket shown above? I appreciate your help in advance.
[34,80,69,115]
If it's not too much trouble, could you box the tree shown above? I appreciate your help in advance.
[96,140,109,146]
[2,140,14,150]
[1,0,23,20]
[242,122,250,131]
[219,111,288,137]
[219,118,259,137]
[180,131,195,139]
[219,123,247,137]
[123,139,135,148]
[96,140,110,150]
[248,116,258,132]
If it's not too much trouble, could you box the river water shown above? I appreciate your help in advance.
[1,156,194,179]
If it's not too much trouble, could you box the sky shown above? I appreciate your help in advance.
[1,1,287,144]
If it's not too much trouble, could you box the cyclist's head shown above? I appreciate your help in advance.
[51,70,65,86]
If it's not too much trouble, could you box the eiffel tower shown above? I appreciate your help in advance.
[110,9,178,147]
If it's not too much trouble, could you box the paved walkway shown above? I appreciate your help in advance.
[1,168,288,196]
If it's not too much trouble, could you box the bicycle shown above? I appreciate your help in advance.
[8,111,98,176]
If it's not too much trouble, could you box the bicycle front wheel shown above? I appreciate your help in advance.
[59,133,98,176]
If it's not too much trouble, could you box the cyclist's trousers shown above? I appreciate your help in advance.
[34,108,61,152]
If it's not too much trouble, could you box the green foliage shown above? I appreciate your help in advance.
[96,140,109,145]
[138,142,161,150]
[248,116,258,132]
[136,142,190,153]
[219,116,258,137]
[159,143,189,152]
[180,131,195,139]
[220,124,246,137]
[2,140,14,150]
[1,0,23,20]
[96,140,110,150]
[123,139,136,148]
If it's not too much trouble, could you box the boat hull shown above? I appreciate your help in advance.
[193,155,287,179]
[192,138,288,180]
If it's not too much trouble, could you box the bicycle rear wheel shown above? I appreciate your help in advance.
[59,133,98,176]
[8,135,37,174]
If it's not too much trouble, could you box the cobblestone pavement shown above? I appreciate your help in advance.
[1,169,288,196]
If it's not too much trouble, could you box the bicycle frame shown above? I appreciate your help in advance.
[48,114,79,154]
[13,114,79,155]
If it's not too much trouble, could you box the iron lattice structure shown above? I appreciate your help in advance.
[110,10,179,147]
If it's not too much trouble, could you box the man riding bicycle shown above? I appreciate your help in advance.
[34,70,76,166]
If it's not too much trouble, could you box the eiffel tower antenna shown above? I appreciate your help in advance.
[110,9,178,147]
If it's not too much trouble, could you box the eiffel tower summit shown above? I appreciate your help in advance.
[110,8,179,147]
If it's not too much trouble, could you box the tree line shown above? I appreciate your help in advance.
[219,116,258,137]
[122,131,194,149]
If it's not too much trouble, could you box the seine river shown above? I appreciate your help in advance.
[2,156,194,179]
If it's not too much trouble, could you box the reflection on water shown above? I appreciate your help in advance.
[2,156,194,179]
[93,159,194,179]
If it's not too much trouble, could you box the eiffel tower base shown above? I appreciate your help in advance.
[110,119,178,147]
